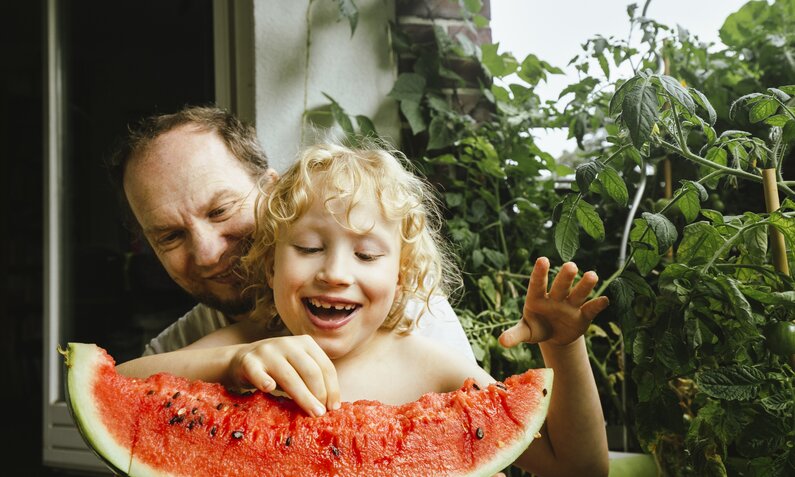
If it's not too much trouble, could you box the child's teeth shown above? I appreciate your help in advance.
[308,298,356,310]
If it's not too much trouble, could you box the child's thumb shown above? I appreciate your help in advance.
[499,321,534,348]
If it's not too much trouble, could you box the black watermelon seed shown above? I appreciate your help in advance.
[191,407,198,415]
[476,427,484,439]
[231,431,244,440]
[495,383,506,390]
[210,426,217,437]
[216,403,224,410]
[169,415,184,425]
[331,446,340,457]
[542,388,548,396]
[285,436,292,447]
[172,392,181,399]
[234,403,240,407]
[165,401,172,408]
[472,383,480,390]
[198,416,204,426]
[146,390,154,395]
[187,421,195,430]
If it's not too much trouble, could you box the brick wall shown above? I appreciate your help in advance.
[394,0,492,149]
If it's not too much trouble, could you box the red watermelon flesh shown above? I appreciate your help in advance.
[63,343,553,477]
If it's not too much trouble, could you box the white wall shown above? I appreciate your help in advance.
[253,0,399,172]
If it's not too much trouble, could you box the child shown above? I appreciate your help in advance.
[243,143,610,475]
[119,143,610,476]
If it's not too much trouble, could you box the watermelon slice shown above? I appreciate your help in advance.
[62,343,553,477]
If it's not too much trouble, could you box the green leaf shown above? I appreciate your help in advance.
[763,114,790,127]
[677,188,701,223]
[641,212,677,253]
[575,161,604,193]
[767,87,791,102]
[462,0,483,14]
[682,179,708,202]
[599,166,629,206]
[427,115,453,151]
[355,115,377,137]
[695,365,765,401]
[769,211,795,245]
[622,75,659,149]
[658,74,695,114]
[326,96,354,136]
[388,73,426,102]
[677,222,725,265]
[607,277,634,315]
[729,93,764,120]
[575,200,605,241]
[480,43,518,77]
[749,98,779,123]
[761,391,794,412]
[714,276,756,332]
[779,85,795,95]
[609,76,640,116]
[596,52,610,78]
[400,100,426,135]
[630,219,660,276]
[335,0,359,36]
[689,87,717,126]
[555,195,580,262]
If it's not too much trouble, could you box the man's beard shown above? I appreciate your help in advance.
[193,290,255,318]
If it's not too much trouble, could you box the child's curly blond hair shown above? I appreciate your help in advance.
[243,143,460,332]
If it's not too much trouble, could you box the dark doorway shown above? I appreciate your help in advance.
[1,0,215,473]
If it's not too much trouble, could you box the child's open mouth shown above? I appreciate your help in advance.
[303,298,360,330]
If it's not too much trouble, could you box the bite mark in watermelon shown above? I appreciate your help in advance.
[62,343,553,477]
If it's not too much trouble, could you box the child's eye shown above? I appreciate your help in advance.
[294,245,322,254]
[356,252,381,262]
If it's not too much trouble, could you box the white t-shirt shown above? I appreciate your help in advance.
[143,296,476,363]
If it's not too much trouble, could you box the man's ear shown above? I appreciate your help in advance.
[265,168,279,186]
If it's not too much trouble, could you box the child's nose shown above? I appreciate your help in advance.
[316,252,353,286]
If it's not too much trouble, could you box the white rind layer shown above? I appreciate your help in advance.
[461,368,554,477]
[65,343,133,475]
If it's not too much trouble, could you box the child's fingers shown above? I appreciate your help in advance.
[240,358,277,393]
[305,345,341,411]
[548,261,578,301]
[499,318,549,347]
[271,363,328,417]
[527,257,550,299]
[581,296,610,321]
[567,270,599,306]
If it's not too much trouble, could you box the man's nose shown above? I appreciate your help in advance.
[192,227,227,268]
[316,251,353,286]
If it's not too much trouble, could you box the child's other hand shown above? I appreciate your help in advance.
[499,257,609,348]
[229,335,340,417]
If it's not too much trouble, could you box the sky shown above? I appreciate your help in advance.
[490,0,750,156]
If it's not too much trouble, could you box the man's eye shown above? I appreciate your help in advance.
[209,206,229,219]
[158,231,183,246]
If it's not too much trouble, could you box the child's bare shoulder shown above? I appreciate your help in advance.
[394,333,493,392]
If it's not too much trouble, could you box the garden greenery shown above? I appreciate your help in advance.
[322,0,795,475]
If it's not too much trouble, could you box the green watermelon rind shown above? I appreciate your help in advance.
[461,369,553,477]
[63,343,133,476]
[64,343,553,477]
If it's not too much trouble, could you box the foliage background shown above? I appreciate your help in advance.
[324,1,795,475]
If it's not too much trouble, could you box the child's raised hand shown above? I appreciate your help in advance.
[228,335,340,417]
[499,257,609,348]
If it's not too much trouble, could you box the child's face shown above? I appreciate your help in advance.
[270,192,402,360]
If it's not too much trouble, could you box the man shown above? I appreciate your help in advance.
[110,105,475,361]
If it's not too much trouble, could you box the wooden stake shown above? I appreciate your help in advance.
[761,168,790,275]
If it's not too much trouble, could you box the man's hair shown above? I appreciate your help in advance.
[243,142,461,332]
[108,105,269,233]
